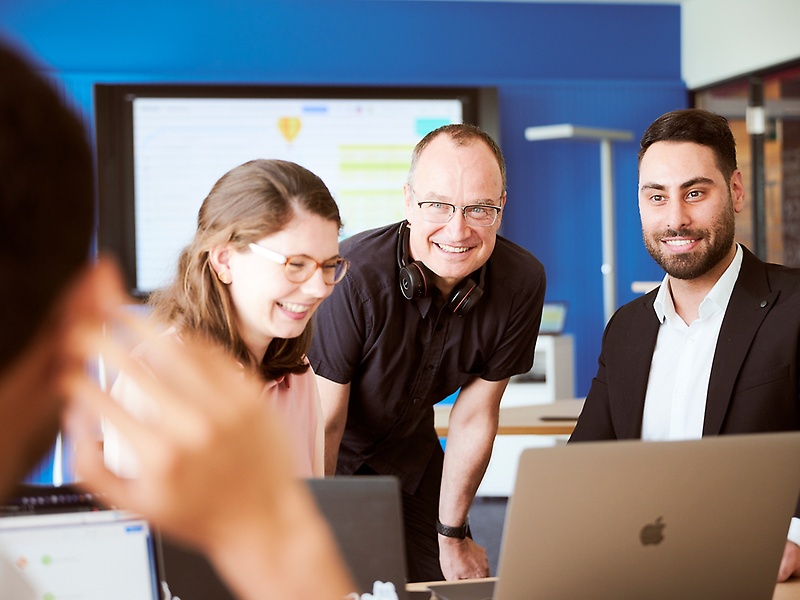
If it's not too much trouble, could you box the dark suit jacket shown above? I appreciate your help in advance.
[571,246,800,442]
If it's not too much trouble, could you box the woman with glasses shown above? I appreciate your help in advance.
[105,159,348,478]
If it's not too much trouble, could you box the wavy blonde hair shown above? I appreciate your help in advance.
[149,159,342,379]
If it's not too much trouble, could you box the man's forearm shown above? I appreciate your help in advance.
[437,416,496,580]
[439,379,506,525]
[438,419,497,526]
[316,376,350,477]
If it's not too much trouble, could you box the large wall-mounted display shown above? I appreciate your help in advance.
[95,84,492,296]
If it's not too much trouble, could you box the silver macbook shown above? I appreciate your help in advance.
[430,432,800,600]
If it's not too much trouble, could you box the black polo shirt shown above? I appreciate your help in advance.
[309,222,546,493]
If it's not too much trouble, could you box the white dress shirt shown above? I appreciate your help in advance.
[642,245,743,441]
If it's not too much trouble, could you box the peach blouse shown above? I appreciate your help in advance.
[103,329,324,478]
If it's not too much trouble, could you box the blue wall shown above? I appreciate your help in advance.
[0,0,685,398]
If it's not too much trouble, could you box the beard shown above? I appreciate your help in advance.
[642,201,736,281]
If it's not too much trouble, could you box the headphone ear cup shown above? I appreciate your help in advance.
[399,261,430,300]
[448,277,483,316]
[397,221,431,300]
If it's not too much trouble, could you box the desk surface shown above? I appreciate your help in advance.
[409,577,800,599]
[775,579,800,599]
[434,398,584,436]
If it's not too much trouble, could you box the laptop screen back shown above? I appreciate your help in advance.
[496,432,800,600]
[160,476,409,600]
[429,433,800,600]
[307,476,408,599]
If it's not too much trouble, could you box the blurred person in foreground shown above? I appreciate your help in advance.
[0,39,353,600]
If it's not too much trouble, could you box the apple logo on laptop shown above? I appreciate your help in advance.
[640,516,665,546]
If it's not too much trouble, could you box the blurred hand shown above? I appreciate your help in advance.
[778,541,800,582]
[62,298,299,549]
[59,263,354,599]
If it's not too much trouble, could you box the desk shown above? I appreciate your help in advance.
[434,398,584,437]
[409,578,800,599]
[775,579,800,599]
[436,398,584,495]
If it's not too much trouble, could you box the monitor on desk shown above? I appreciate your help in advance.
[538,301,567,336]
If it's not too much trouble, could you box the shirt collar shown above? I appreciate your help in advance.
[415,294,435,319]
[653,244,743,323]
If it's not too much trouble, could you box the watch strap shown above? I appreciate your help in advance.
[436,517,469,539]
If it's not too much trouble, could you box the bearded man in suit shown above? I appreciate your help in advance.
[570,108,800,582]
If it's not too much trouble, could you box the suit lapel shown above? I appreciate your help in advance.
[704,248,778,434]
[620,292,661,438]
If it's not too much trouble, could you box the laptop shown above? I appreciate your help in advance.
[0,484,162,600]
[161,476,410,600]
[158,539,237,600]
[429,432,800,600]
[307,476,409,599]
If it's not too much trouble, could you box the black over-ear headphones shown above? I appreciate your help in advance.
[396,222,485,317]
